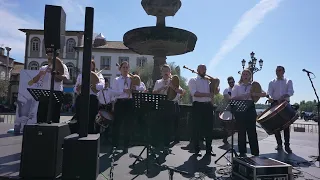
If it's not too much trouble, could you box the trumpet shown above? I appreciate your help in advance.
[183,65,220,95]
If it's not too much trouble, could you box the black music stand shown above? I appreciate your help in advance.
[215,99,253,164]
[129,93,167,176]
[27,88,64,123]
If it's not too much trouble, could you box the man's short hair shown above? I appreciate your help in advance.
[227,76,234,82]
[277,65,285,72]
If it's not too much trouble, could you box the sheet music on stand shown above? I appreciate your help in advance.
[217,99,253,113]
[132,93,167,111]
[27,88,64,103]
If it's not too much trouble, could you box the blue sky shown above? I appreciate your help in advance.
[0,0,319,104]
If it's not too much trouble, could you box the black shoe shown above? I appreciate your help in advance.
[285,146,292,154]
[239,153,247,157]
[206,150,216,156]
[275,145,283,150]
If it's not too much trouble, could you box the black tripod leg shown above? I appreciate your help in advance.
[215,149,231,164]
[146,145,150,174]
[131,147,146,166]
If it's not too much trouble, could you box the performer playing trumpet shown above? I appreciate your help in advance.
[267,65,294,153]
[153,64,185,149]
[188,64,218,157]
[74,59,105,134]
[231,69,266,157]
[29,51,69,123]
[111,61,145,153]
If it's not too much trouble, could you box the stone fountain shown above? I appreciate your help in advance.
[123,0,197,84]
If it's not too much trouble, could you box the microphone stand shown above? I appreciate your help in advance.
[305,72,320,162]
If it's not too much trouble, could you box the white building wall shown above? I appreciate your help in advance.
[78,51,153,85]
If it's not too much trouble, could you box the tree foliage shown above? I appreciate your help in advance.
[299,100,318,113]
[0,79,9,98]
[133,62,191,104]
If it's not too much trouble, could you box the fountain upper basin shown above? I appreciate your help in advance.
[123,26,197,56]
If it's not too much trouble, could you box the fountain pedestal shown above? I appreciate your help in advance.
[123,0,197,84]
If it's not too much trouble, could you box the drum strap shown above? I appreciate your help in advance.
[102,89,108,105]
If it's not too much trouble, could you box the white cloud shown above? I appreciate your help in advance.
[207,0,282,72]
[0,0,42,60]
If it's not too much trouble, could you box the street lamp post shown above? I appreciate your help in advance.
[240,51,263,80]
[5,47,11,81]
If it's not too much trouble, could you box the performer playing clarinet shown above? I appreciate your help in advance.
[29,51,69,123]
[267,65,294,153]
[111,61,145,153]
[231,69,266,157]
[74,59,105,134]
[188,64,217,157]
[222,76,235,144]
[153,64,184,150]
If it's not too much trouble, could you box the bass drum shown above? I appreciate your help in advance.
[257,101,299,135]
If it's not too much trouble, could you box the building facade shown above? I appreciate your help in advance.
[19,29,153,108]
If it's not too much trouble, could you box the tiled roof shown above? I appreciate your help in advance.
[19,29,83,33]
[76,41,129,50]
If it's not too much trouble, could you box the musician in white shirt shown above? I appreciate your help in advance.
[222,76,235,144]
[111,61,145,152]
[153,64,184,149]
[231,69,266,157]
[74,60,105,134]
[267,65,294,153]
[188,64,218,157]
[29,52,69,123]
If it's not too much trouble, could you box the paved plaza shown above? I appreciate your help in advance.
[0,119,319,180]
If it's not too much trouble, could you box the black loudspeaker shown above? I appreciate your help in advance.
[44,5,66,50]
[19,123,71,179]
[62,134,100,180]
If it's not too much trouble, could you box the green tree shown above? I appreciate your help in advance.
[299,100,317,113]
[213,93,224,105]
[0,79,9,99]
[133,62,191,104]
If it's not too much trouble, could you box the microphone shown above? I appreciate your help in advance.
[228,92,231,96]
[302,69,313,74]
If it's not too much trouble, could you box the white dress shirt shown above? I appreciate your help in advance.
[97,88,122,105]
[73,73,105,96]
[153,78,182,102]
[38,64,70,91]
[267,77,294,101]
[223,87,232,95]
[140,82,147,92]
[188,76,211,103]
[111,75,145,99]
[231,82,266,101]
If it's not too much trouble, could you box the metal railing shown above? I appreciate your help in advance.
[291,123,319,133]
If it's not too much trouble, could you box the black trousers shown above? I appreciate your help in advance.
[159,101,180,146]
[112,99,133,148]
[271,101,290,146]
[37,96,62,123]
[192,101,214,152]
[75,94,99,134]
[234,104,259,156]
